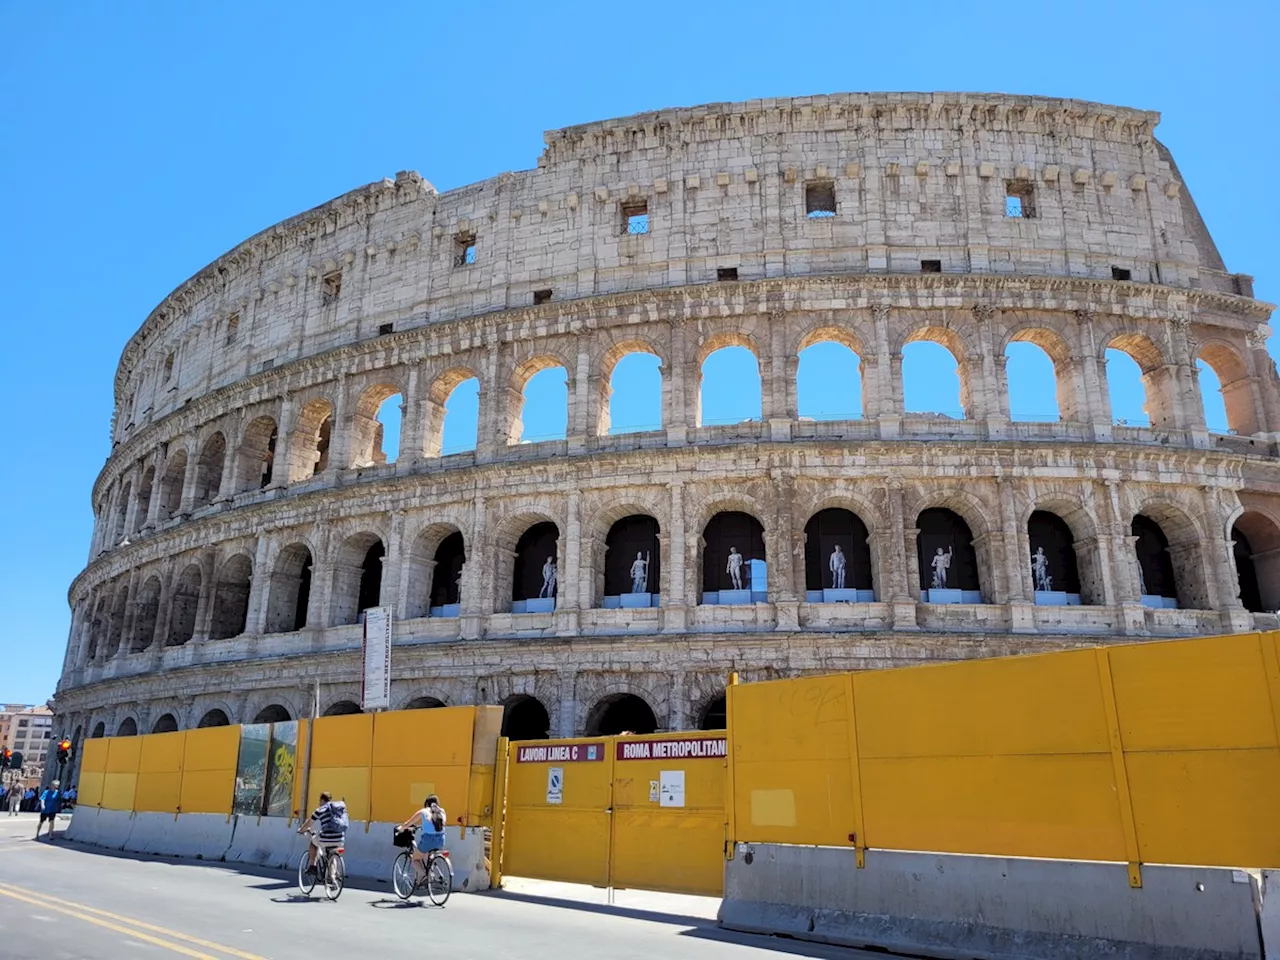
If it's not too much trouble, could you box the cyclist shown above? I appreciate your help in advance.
[397,794,447,872]
[296,791,346,879]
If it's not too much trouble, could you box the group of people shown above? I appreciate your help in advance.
[5,781,74,816]
[297,791,447,880]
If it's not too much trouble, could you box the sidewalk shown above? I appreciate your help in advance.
[497,875,720,921]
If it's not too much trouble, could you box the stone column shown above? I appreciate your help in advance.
[557,672,577,738]
[178,442,200,514]
[267,394,297,490]
[216,418,241,501]
[567,348,591,452]
[763,311,792,440]
[460,496,486,639]
[305,527,333,630]
[1101,480,1145,635]
[192,547,218,641]
[475,337,503,463]
[556,491,582,636]
[1076,312,1114,442]
[117,570,140,657]
[382,511,406,615]
[1247,326,1280,435]
[661,480,688,632]
[973,305,1007,436]
[244,536,272,636]
[1201,486,1251,629]
[323,375,353,474]
[665,320,690,444]
[872,304,901,436]
[1000,478,1035,633]
[397,366,425,466]
[770,468,799,630]
[120,464,143,537]
[884,481,918,629]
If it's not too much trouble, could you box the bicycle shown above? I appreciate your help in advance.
[391,828,452,906]
[297,831,346,901]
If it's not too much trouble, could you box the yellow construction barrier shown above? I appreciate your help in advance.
[180,726,239,815]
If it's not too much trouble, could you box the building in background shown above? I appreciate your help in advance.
[1,704,54,787]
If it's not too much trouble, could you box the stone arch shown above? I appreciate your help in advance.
[584,693,658,736]
[508,354,570,445]
[500,694,551,741]
[404,522,466,620]
[1231,510,1280,612]
[151,713,179,734]
[403,696,446,710]
[236,415,278,492]
[85,596,107,663]
[425,366,481,458]
[130,575,162,652]
[599,513,661,603]
[1198,340,1259,436]
[696,333,762,427]
[210,553,253,640]
[510,520,560,608]
[112,480,132,544]
[697,692,727,731]
[116,716,138,738]
[90,722,106,739]
[902,325,971,418]
[701,508,767,600]
[330,531,386,626]
[1005,325,1079,422]
[795,325,868,421]
[1131,500,1210,610]
[157,447,188,521]
[133,465,155,533]
[105,583,129,658]
[252,704,292,724]
[595,337,666,436]
[1024,495,1103,605]
[803,507,874,596]
[197,709,231,728]
[914,502,986,601]
[1104,331,1175,429]
[323,700,362,716]
[1027,510,1083,596]
[287,397,334,481]
[351,381,406,468]
[167,563,202,646]
[193,432,227,507]
[265,542,313,634]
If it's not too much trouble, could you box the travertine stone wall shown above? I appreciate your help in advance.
[57,93,1280,744]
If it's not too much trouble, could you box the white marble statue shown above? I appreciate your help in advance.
[727,546,744,590]
[630,552,649,594]
[1031,546,1053,592]
[829,544,847,589]
[539,557,558,598]
[930,546,953,590]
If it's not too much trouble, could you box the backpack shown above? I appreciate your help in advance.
[430,808,444,833]
[330,800,349,832]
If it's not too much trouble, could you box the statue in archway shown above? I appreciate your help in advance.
[829,544,847,589]
[539,557,558,598]
[1031,546,1053,592]
[630,552,649,593]
[727,547,744,590]
[930,546,953,589]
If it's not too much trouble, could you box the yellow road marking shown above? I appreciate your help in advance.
[0,882,269,960]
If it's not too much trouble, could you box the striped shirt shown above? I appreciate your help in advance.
[311,802,344,841]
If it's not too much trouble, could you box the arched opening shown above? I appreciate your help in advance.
[197,709,230,728]
[193,433,226,507]
[698,345,761,426]
[90,722,105,739]
[130,576,162,652]
[1198,343,1258,436]
[265,544,313,634]
[113,482,131,544]
[351,385,404,468]
[167,563,201,646]
[1231,512,1280,612]
[425,370,480,457]
[157,449,187,521]
[1106,334,1170,428]
[501,695,551,740]
[603,515,661,606]
[516,366,568,443]
[1005,340,1061,422]
[86,597,107,663]
[585,694,657,736]
[1132,515,1179,607]
[151,714,178,734]
[236,416,278,492]
[606,351,663,435]
[698,694,727,731]
[288,398,334,481]
[701,511,766,604]
[429,531,466,617]
[903,331,967,419]
[105,586,129,658]
[331,533,385,626]
[797,340,863,420]
[134,466,155,532]
[404,696,445,710]
[1028,510,1082,603]
[804,508,874,601]
[323,701,362,716]
[116,718,138,738]
[209,554,252,640]
[253,705,291,724]
[512,521,560,612]
[917,508,982,602]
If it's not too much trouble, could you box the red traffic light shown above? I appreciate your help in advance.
[59,740,70,752]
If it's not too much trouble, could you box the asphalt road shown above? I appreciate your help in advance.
[0,814,892,960]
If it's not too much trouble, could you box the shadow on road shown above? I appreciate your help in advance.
[484,889,711,928]
[681,924,922,959]
[368,898,431,910]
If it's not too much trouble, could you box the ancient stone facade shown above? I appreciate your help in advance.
[55,93,1280,746]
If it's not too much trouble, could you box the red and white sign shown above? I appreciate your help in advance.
[516,742,605,763]
[616,737,727,761]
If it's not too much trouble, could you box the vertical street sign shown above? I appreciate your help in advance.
[361,606,392,712]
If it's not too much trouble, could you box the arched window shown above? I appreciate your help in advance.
[501,695,551,740]
[197,709,230,728]
[91,722,106,739]
[210,554,252,640]
[1132,515,1178,607]
[86,597,107,663]
[113,482,132,544]
[797,340,863,420]
[585,694,657,736]
[106,585,129,658]
[1106,334,1171,428]
[1005,341,1061,422]
[602,515,660,605]
[1232,512,1280,613]
[130,576,162,652]
[606,351,663,434]
[698,694,726,731]
[917,508,982,602]
[1197,343,1259,436]
[428,374,479,456]
[358,543,385,615]
[151,714,178,734]
[265,544,312,634]
[804,508,874,600]
[903,336,966,419]
[323,701,362,717]
[236,416,278,491]
[288,399,333,481]
[116,718,138,738]
[193,433,226,507]
[134,466,155,532]
[701,511,766,604]
[331,534,385,626]
[167,563,202,646]
[351,385,404,467]
[429,532,466,617]
[698,346,761,426]
[512,522,560,612]
[253,705,290,724]
[517,366,568,443]
[157,449,187,521]
[1028,511,1082,603]
[404,696,445,710]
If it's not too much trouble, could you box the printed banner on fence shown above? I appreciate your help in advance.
[516,742,605,763]
[616,737,727,761]
[362,606,392,711]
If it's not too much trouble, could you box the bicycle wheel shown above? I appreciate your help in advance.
[297,851,317,896]
[392,851,417,900]
[426,854,452,906]
[324,854,346,901]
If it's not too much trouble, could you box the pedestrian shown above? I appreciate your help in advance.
[62,785,77,811]
[6,782,20,816]
[36,781,60,841]
[23,788,35,813]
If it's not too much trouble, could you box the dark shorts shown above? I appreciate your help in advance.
[39,812,57,824]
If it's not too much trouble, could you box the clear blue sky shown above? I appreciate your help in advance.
[1,1,1276,705]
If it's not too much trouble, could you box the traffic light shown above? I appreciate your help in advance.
[8,752,21,771]
[57,739,72,765]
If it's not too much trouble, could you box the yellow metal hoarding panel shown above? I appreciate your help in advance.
[372,708,475,767]
[78,771,104,808]
[105,736,143,774]
[310,713,373,768]
[180,771,234,816]
[305,767,370,822]
[732,675,852,762]
[1126,749,1280,868]
[182,726,240,771]
[80,738,108,775]
[370,765,471,825]
[1109,635,1277,751]
[138,731,185,774]
[860,754,1128,862]
[134,772,181,814]
[101,772,137,811]
[853,650,1110,758]
[732,758,855,846]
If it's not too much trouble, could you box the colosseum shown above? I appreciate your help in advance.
[55,92,1280,748]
